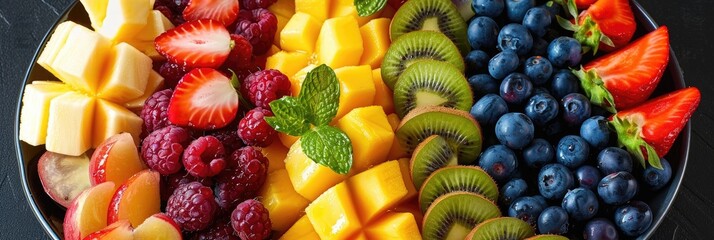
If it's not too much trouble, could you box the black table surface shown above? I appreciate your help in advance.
[1,0,713,239]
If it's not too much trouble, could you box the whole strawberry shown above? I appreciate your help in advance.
[241,69,291,109]
[214,147,269,210]
[238,107,277,147]
[231,199,271,240]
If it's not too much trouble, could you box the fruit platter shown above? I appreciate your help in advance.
[15,0,699,239]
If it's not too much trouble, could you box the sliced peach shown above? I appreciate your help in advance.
[133,213,181,240]
[38,151,91,208]
[82,220,133,240]
[89,132,146,186]
[107,169,160,228]
[63,182,115,240]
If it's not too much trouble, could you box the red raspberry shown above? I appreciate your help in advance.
[238,107,277,147]
[183,136,227,178]
[161,170,213,202]
[159,61,190,89]
[214,147,268,210]
[167,182,219,232]
[241,69,291,109]
[233,9,277,55]
[140,89,172,138]
[192,219,240,240]
[141,126,191,175]
[209,126,244,154]
[231,199,271,240]
[240,0,277,10]
[224,34,254,72]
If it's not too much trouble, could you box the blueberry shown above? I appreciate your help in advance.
[500,178,528,206]
[472,0,505,18]
[479,145,519,181]
[561,93,591,126]
[523,56,553,85]
[614,201,653,236]
[471,94,509,126]
[522,7,551,38]
[580,116,611,149]
[538,163,574,200]
[583,218,619,240]
[556,135,590,169]
[533,87,550,95]
[533,195,548,206]
[504,0,536,22]
[575,165,601,191]
[468,74,500,97]
[488,51,520,79]
[498,23,533,56]
[465,50,491,74]
[495,112,535,149]
[550,70,580,100]
[598,171,638,205]
[548,36,582,67]
[524,93,558,126]
[597,147,633,175]
[642,158,673,190]
[523,138,554,168]
[540,1,561,21]
[530,38,549,56]
[467,17,500,51]
[562,187,599,221]
[500,73,534,104]
[538,206,569,234]
[508,196,545,225]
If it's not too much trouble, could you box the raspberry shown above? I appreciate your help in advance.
[224,34,254,72]
[231,199,271,240]
[183,136,227,178]
[140,89,172,138]
[209,126,244,154]
[192,219,240,240]
[214,147,268,210]
[159,61,190,89]
[161,170,213,202]
[241,69,291,109]
[240,0,277,10]
[141,126,191,175]
[238,107,277,147]
[166,182,219,232]
[233,9,277,55]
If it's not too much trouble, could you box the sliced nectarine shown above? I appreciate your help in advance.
[63,182,115,240]
[133,213,182,240]
[38,150,91,208]
[107,169,160,228]
[89,132,146,186]
[82,220,133,240]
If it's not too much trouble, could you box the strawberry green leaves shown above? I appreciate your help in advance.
[355,0,387,17]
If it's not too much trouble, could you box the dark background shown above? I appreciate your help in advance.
[1,0,712,239]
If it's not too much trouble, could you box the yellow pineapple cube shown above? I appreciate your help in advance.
[397,158,418,201]
[347,160,407,222]
[280,12,322,53]
[266,51,310,78]
[365,213,422,240]
[330,0,381,26]
[280,215,319,240]
[92,99,144,147]
[51,25,113,94]
[124,70,165,111]
[274,14,290,47]
[98,0,151,41]
[262,142,289,173]
[19,82,71,146]
[260,169,310,232]
[285,140,348,201]
[37,21,79,77]
[80,0,108,29]
[45,92,96,156]
[359,18,391,68]
[134,10,174,42]
[269,0,296,19]
[372,68,394,114]
[333,65,375,119]
[97,42,153,103]
[315,16,363,68]
[295,0,331,22]
[336,106,394,173]
[305,182,362,240]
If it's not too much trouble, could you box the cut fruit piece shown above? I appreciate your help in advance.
[381,31,464,89]
[386,114,409,160]
[372,68,395,115]
[124,70,165,111]
[392,200,423,228]
[38,151,91,208]
[37,21,78,77]
[305,182,362,240]
[259,169,310,232]
[134,10,174,42]
[397,158,418,201]
[63,182,115,240]
[330,0,381,26]
[182,0,240,26]
[154,19,232,69]
[279,132,300,148]
[133,213,182,240]
[452,0,475,20]
[79,0,108,29]
[274,14,290,47]
[315,16,364,68]
[333,65,376,120]
[91,99,143,147]
[262,141,289,173]
[45,92,96,156]
[89,133,147,186]
[295,0,331,22]
[269,0,296,19]
[347,160,407,222]
[422,192,501,240]
[410,135,458,189]
[390,0,470,54]
[396,106,483,164]
[51,25,112,94]
[168,68,239,130]
[419,166,499,212]
[19,82,71,145]
[525,235,570,240]
[285,139,348,201]
[365,212,422,240]
[82,220,134,240]
[98,0,151,41]
[279,215,320,240]
[280,12,322,53]
[466,217,536,240]
[266,51,310,78]
[289,64,318,97]
[393,60,473,118]
[336,106,393,173]
[97,42,152,103]
[107,169,161,228]
[359,18,391,68]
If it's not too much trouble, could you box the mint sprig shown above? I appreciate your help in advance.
[355,0,387,17]
[265,64,353,174]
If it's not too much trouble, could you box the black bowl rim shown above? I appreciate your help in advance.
[14,1,690,239]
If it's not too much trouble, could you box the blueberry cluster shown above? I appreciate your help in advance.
[464,0,673,238]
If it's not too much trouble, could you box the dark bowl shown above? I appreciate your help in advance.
[15,1,690,239]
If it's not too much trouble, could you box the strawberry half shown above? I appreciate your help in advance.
[574,26,670,113]
[575,0,597,9]
[183,0,240,26]
[168,68,239,130]
[155,19,231,69]
[558,0,636,53]
[610,87,700,169]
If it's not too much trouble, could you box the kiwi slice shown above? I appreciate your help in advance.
[393,60,473,118]
[525,235,570,240]
[396,106,482,163]
[419,166,499,212]
[423,192,501,240]
[411,135,458,190]
[390,0,470,55]
[381,31,465,90]
[466,217,536,240]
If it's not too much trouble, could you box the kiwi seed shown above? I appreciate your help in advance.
[390,0,471,54]
[418,166,499,212]
[422,192,501,240]
[393,60,474,118]
[410,135,458,190]
[466,217,536,240]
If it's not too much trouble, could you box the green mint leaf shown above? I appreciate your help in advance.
[354,0,387,17]
[265,96,311,136]
[298,64,340,126]
[301,125,353,174]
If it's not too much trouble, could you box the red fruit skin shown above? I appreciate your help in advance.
[183,0,241,26]
[578,0,636,51]
[233,9,277,55]
[575,0,597,9]
[168,68,240,130]
[155,19,232,69]
[224,34,254,72]
[182,136,227,178]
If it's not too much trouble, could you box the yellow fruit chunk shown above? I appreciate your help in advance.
[37,21,79,77]
[279,133,300,149]
[353,232,369,240]
[386,113,409,159]
[280,215,319,240]
[336,106,393,172]
[134,10,173,42]
[46,92,96,156]
[285,140,348,201]
[359,18,391,68]
[280,12,322,53]
[330,0,380,26]
[52,25,113,94]
[365,213,422,240]
[98,0,151,41]
[262,142,289,173]
[333,65,376,119]
[260,170,310,232]
[92,99,143,147]
[266,51,310,78]
[393,201,423,229]
[19,82,71,146]
[274,14,290,47]
[306,182,362,240]
[269,0,295,19]
[295,0,331,22]
[124,70,165,111]
[397,158,418,201]
[347,160,407,222]
[316,16,363,68]
[80,0,108,29]
[372,68,394,115]
[289,64,317,97]
[97,42,152,103]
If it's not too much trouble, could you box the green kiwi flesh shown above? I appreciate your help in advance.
[390,0,471,54]
[393,60,473,118]
[410,135,458,190]
[525,235,570,240]
[466,217,536,240]
[422,192,501,240]
[381,31,465,90]
[418,166,498,212]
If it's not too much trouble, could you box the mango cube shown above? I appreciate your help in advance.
[289,64,318,97]
[281,13,322,53]
[372,68,394,115]
[397,158,418,201]
[279,132,300,149]
[260,169,310,232]
[46,92,96,156]
[19,82,71,146]
[386,113,410,159]
[92,99,143,147]
[393,201,423,229]
[347,160,407,222]
[306,182,362,240]
[98,0,151,41]
[359,18,391,68]
[316,16,363,68]
[365,213,422,240]
[261,142,289,173]
[285,140,348,201]
[269,0,296,19]
[334,65,376,119]
[280,215,319,240]
[295,0,331,22]
[37,21,78,78]
[330,0,380,26]
[124,70,165,111]
[51,25,112,94]
[80,0,108,29]
[353,232,370,240]
[97,43,152,103]
[266,51,310,78]
[336,106,394,172]
[274,14,290,47]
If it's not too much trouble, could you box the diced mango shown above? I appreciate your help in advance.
[269,0,296,19]
[386,113,409,159]
[372,68,394,114]
[285,140,348,201]
[274,14,290,47]
[280,215,319,240]
[37,21,79,78]
[336,106,393,172]
[397,158,418,201]
[92,99,143,147]
[98,0,151,41]
[260,169,310,232]
[266,51,310,78]
[46,92,96,156]
[80,0,108,29]
[19,82,71,146]
[359,18,391,68]
[51,25,112,94]
[295,0,331,22]
[365,213,422,240]
[347,160,407,222]
[392,201,423,229]
[289,64,317,97]
[281,13,322,53]
[262,141,289,173]
[353,232,369,240]
[316,16,363,68]
[333,65,376,119]
[97,43,152,103]
[279,132,300,149]
[330,0,381,26]
[306,182,362,240]
[124,70,165,111]
[386,113,400,131]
